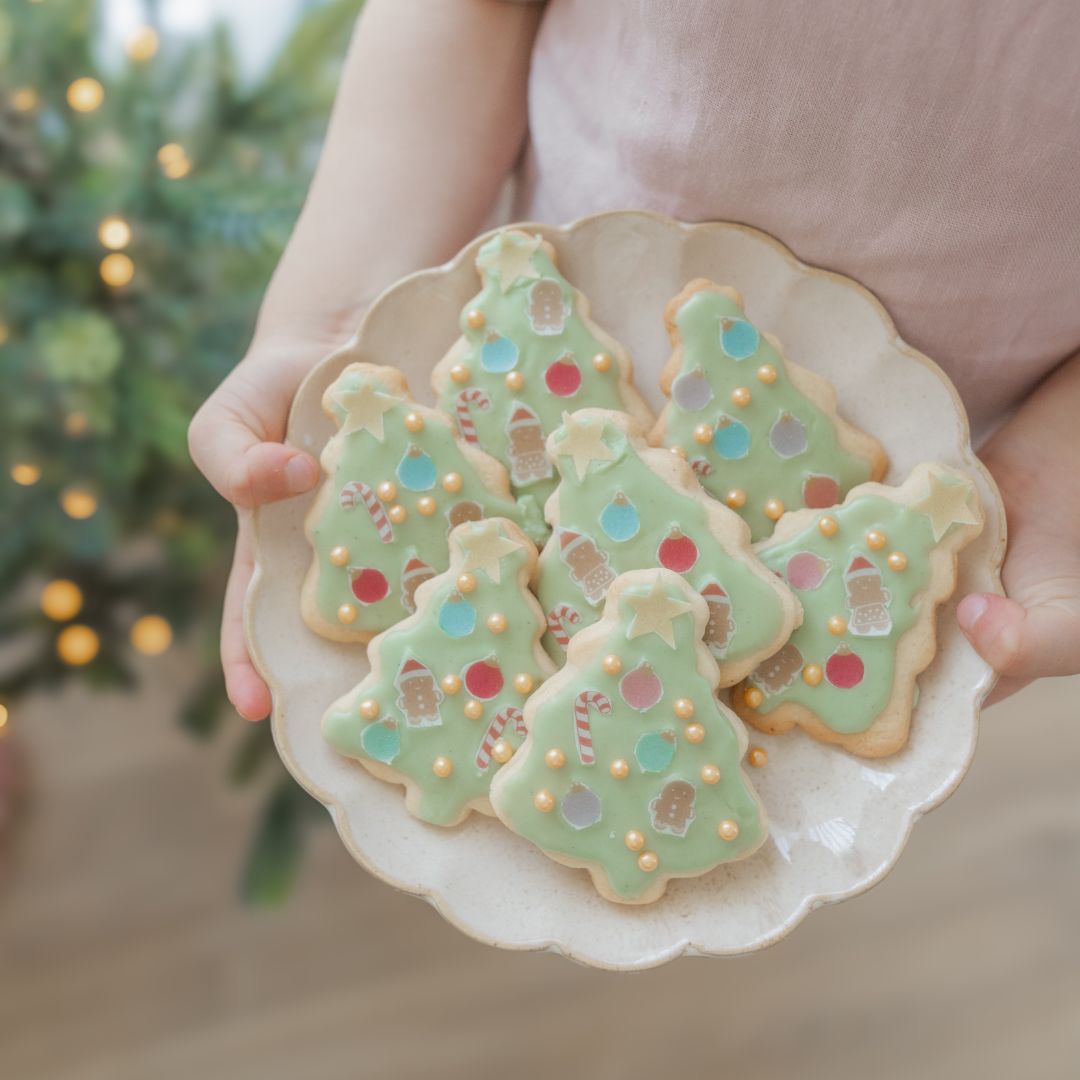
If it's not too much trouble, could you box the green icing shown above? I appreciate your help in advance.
[309,366,543,636]
[436,231,641,513]
[492,576,766,901]
[659,287,875,540]
[536,414,786,669]
[322,520,551,826]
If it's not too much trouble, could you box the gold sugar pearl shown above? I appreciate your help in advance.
[827,615,848,636]
[463,699,484,720]
[505,371,524,391]
[743,686,764,709]
[457,572,477,593]
[624,830,646,852]
[731,386,752,407]
[718,819,740,842]
[329,545,349,567]
[700,764,721,785]
[670,445,687,459]
[533,789,555,812]
[887,551,908,571]
[337,603,357,624]
[487,612,508,634]
[764,498,785,521]
[756,363,778,384]
[432,756,453,778]
[674,698,695,719]
[866,529,887,550]
[602,654,623,675]
[491,739,513,764]
[465,309,486,330]
[818,515,839,537]
[684,722,706,744]
[513,672,535,695]
[376,481,397,502]
[610,758,630,780]
[358,699,380,720]
[726,488,747,509]
[693,424,713,445]
[450,364,471,384]
[544,747,566,770]
[417,496,437,516]
[441,674,462,695]
[592,352,613,373]
[747,746,769,768]
[404,412,424,433]
[637,851,659,873]
[803,663,824,686]
[442,472,463,493]
[388,504,407,524]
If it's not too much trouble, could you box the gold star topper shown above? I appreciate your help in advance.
[553,412,615,482]
[457,520,522,583]
[331,379,399,441]
[478,232,542,294]
[912,471,981,542]
[625,575,694,649]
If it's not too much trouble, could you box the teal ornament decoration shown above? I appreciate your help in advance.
[599,490,640,542]
[712,415,750,460]
[719,316,760,360]
[397,445,437,491]
[635,730,677,773]
[438,590,476,638]
[361,720,401,763]
[480,330,519,373]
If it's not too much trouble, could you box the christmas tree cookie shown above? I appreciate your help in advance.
[431,229,653,517]
[322,518,556,826]
[651,280,887,540]
[534,409,801,685]
[732,463,984,757]
[490,569,768,904]
[302,363,544,643]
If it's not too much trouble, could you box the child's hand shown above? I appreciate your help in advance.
[957,353,1080,703]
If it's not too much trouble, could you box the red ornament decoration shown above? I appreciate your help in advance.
[544,355,582,397]
[825,643,864,689]
[619,662,664,712]
[657,528,699,573]
[803,474,840,510]
[349,566,390,605]
[464,657,505,700]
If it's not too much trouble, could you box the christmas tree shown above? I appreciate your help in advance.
[431,229,654,517]
[732,463,983,757]
[491,569,768,904]
[534,409,801,684]
[652,280,887,541]
[303,363,544,642]
[323,518,555,826]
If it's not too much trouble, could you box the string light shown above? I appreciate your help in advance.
[41,580,84,622]
[98,216,131,250]
[10,463,40,486]
[60,487,97,519]
[130,615,172,656]
[11,87,38,112]
[66,77,105,113]
[125,26,160,62]
[57,625,100,666]
[157,143,192,179]
[100,252,135,287]
[63,412,89,437]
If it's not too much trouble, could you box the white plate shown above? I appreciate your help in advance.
[248,211,1005,970]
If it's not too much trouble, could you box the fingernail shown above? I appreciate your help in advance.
[957,594,989,633]
[285,455,318,494]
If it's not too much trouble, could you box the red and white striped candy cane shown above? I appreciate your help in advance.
[339,480,394,544]
[546,604,582,653]
[690,457,713,477]
[573,691,611,765]
[475,706,527,771]
[455,388,491,444]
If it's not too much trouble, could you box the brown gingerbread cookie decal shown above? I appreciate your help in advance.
[843,555,893,636]
[557,527,617,606]
[750,641,804,695]
[527,278,569,335]
[649,779,697,837]
[505,404,552,486]
[394,655,443,728]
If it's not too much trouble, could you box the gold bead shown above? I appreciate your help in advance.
[756,363,778,384]
[388,504,407,524]
[674,698,695,719]
[450,364,471,384]
[818,515,839,537]
[376,480,397,502]
[329,545,349,566]
[731,386,751,407]
[465,309,486,330]
[743,686,764,709]
[417,496,437,516]
[670,445,687,459]
[505,370,524,391]
[442,472,463,493]
[764,497,785,521]
[637,851,659,873]
[866,529,887,550]
[487,612,508,634]
[725,488,747,509]
[748,746,769,768]
[625,830,646,852]
[404,411,424,433]
[827,615,848,635]
[441,674,462,695]
[718,819,740,842]
[457,572,477,593]
[463,699,483,720]
[337,603,357,624]
[700,763,721,785]
[358,699,380,720]
[513,672,535,695]
[693,423,713,444]
[803,663,824,686]
[887,551,908,571]
[432,756,453,778]
[533,789,555,812]
[684,722,706,743]
[544,747,566,769]
[610,758,630,780]
[601,653,622,675]
[491,739,513,764]
[592,351,612,373]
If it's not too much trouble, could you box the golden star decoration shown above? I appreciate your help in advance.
[457,520,522,584]
[912,472,981,542]
[626,576,694,649]
[331,380,399,440]
[479,232,542,294]
[553,413,615,482]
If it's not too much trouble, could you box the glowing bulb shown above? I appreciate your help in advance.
[11,463,40,486]
[64,412,89,437]
[57,624,100,666]
[98,216,131,250]
[40,580,84,622]
[60,487,97,519]
[125,26,160,62]
[67,77,105,113]
[130,614,172,656]
[100,252,134,287]
[11,87,38,112]
[157,143,192,179]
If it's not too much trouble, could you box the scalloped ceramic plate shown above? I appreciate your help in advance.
[248,211,1005,970]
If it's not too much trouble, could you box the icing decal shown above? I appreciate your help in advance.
[558,527,616,606]
[785,551,831,591]
[464,657,504,700]
[476,706,527,771]
[719,316,760,360]
[768,412,808,459]
[339,480,394,543]
[546,604,582,653]
[712,415,750,460]
[504,403,552,486]
[400,554,436,613]
[544,353,582,397]
[573,690,612,764]
[649,779,697,837]
[701,581,735,657]
[619,662,663,711]
[480,330,518,373]
[527,278,570,335]
[349,566,390,606]
[446,499,483,529]
[671,367,713,411]
[803,473,840,510]
[455,388,491,444]
[844,555,892,636]
[395,655,444,728]
[396,445,437,492]
[437,590,476,637]
[360,719,400,763]
[599,491,640,542]
[751,641,804,696]
[561,782,602,829]
[825,643,864,688]
[635,730,676,773]
[657,528,699,574]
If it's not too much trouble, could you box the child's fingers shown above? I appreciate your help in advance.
[221,518,272,721]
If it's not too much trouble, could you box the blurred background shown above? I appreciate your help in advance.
[0,2,1077,1078]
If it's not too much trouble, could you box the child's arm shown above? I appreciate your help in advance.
[958,351,1080,701]
[188,0,542,719]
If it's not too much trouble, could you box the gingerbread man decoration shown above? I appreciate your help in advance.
[649,779,697,837]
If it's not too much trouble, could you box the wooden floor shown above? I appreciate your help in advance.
[2,653,1078,1080]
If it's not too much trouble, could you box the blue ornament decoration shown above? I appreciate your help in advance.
[480,331,519,373]
[361,721,401,763]
[397,445,436,491]
[712,415,751,460]
[635,731,676,773]
[719,317,760,360]
[438,592,477,638]
[599,491,640,542]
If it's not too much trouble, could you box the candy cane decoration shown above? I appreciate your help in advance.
[573,691,612,765]
[690,457,713,477]
[546,604,582,653]
[455,388,491,444]
[475,706,527,770]
[339,480,394,543]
